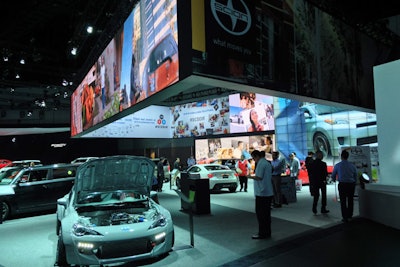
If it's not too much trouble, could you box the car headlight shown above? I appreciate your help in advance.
[148,214,167,230]
[324,119,348,125]
[73,223,102,237]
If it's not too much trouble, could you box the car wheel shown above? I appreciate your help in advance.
[1,201,10,221]
[56,231,69,267]
[313,132,331,157]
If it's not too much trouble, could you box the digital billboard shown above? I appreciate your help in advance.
[71,0,179,137]
[170,97,230,138]
[274,97,377,166]
[195,134,276,164]
[229,92,274,133]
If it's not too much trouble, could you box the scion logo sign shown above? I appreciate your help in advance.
[211,0,251,36]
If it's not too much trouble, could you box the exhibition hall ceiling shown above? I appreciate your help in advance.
[0,0,399,135]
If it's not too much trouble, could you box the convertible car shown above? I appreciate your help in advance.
[55,155,174,266]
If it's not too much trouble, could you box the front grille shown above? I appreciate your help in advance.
[356,121,376,127]
[357,135,378,146]
[96,237,152,259]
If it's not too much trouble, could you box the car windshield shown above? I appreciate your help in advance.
[74,156,155,205]
[313,104,348,115]
[148,35,177,72]
[76,190,148,207]
[204,165,230,171]
[0,168,21,185]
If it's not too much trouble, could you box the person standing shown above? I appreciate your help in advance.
[289,152,300,179]
[305,151,315,194]
[247,150,273,239]
[308,151,329,214]
[187,155,196,168]
[157,158,165,192]
[331,150,357,222]
[235,155,251,192]
[271,151,285,208]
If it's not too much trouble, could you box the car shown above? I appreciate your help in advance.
[300,103,377,157]
[144,34,179,96]
[0,163,78,221]
[6,159,43,168]
[0,159,12,169]
[70,157,99,164]
[151,158,171,182]
[183,164,238,192]
[55,155,174,266]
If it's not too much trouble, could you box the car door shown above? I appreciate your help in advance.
[45,166,76,207]
[13,169,50,213]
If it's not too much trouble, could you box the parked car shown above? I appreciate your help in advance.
[55,155,174,266]
[182,164,238,192]
[0,159,12,169]
[70,157,99,164]
[300,103,377,157]
[151,158,171,182]
[144,34,179,96]
[0,163,78,221]
[6,159,42,168]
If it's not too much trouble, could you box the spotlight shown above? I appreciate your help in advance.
[62,79,68,86]
[71,47,78,56]
[3,56,8,62]
[27,111,33,117]
[15,73,20,79]
[20,59,25,64]
[86,25,93,34]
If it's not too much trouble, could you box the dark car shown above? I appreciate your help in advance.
[0,163,78,221]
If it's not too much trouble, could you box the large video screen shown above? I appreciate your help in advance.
[274,97,377,166]
[71,0,179,137]
[229,92,274,133]
[195,134,276,164]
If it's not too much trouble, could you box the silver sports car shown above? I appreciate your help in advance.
[55,155,174,266]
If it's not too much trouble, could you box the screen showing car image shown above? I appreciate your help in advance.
[229,92,274,134]
[274,97,377,165]
[71,1,179,137]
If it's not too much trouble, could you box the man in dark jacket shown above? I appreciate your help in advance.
[308,150,329,214]
[157,158,165,192]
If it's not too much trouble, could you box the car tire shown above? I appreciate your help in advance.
[56,219,61,236]
[1,201,10,221]
[56,231,69,267]
[313,132,331,157]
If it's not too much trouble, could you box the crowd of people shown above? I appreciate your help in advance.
[154,144,357,240]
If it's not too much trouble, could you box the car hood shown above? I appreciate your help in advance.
[75,156,155,196]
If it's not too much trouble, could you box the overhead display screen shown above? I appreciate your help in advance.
[71,0,179,137]
[229,92,274,133]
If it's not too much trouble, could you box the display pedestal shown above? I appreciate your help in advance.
[281,176,297,203]
[180,172,211,215]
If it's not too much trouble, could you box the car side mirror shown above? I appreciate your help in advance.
[57,198,68,207]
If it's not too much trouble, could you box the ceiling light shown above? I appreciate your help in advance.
[27,111,33,117]
[71,47,78,56]
[62,79,68,86]
[20,59,25,64]
[3,56,8,62]
[86,25,94,34]
[15,73,20,79]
